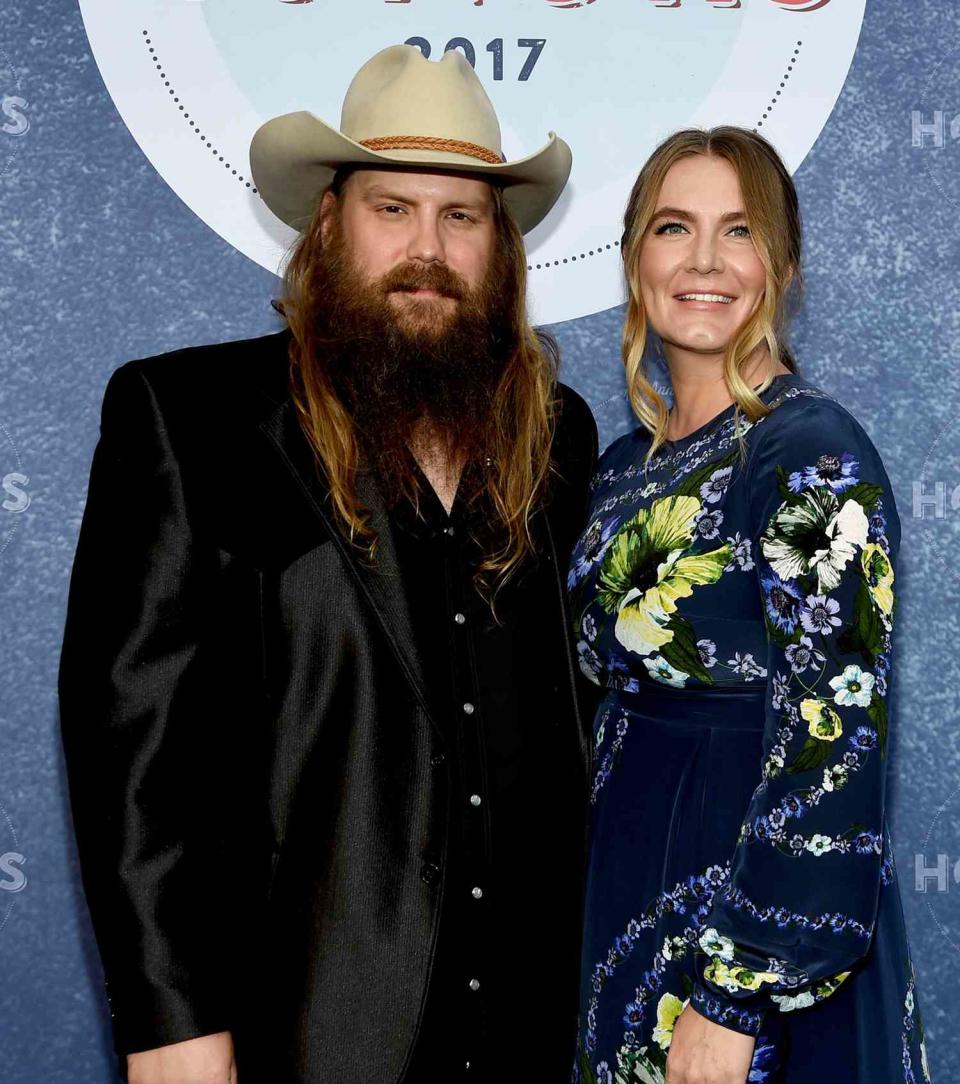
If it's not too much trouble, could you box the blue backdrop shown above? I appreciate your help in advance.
[0,1,957,1080]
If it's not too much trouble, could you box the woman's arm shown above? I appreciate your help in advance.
[688,400,900,1036]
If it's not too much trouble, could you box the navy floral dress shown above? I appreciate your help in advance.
[567,373,930,1084]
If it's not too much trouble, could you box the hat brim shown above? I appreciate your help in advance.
[249,110,572,235]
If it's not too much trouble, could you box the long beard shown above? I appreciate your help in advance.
[304,216,519,508]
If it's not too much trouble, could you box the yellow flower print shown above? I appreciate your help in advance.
[861,542,894,629]
[800,698,843,741]
[652,992,688,1050]
[597,495,731,657]
[704,958,781,992]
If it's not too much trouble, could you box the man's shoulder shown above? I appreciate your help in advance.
[554,381,593,444]
[108,326,293,415]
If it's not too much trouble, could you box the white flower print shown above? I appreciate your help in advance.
[805,834,834,856]
[800,593,842,635]
[771,989,816,1012]
[697,639,717,668]
[727,652,767,681]
[723,531,755,572]
[698,927,736,961]
[784,635,826,674]
[829,664,875,708]
[700,465,733,504]
[762,491,869,593]
[643,655,689,688]
[693,507,724,540]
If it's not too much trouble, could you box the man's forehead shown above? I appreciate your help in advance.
[345,166,497,205]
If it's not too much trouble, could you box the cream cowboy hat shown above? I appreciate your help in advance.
[249,43,572,235]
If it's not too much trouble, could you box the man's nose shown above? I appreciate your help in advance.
[406,214,445,264]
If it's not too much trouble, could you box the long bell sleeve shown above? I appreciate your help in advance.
[690,399,900,1037]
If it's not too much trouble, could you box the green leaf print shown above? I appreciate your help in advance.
[867,692,888,758]
[579,1043,598,1084]
[673,445,742,500]
[786,735,835,774]
[836,576,883,663]
[842,482,884,511]
[660,614,714,685]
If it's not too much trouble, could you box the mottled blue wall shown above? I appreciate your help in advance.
[0,1,957,1080]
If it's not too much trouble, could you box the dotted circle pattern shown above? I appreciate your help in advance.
[142,29,800,257]
[142,30,258,192]
[755,41,803,130]
[527,39,804,273]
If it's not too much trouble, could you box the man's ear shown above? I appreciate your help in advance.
[318,189,338,243]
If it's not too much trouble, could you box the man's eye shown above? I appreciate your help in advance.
[447,211,473,222]
[380,205,405,214]
[654,221,686,235]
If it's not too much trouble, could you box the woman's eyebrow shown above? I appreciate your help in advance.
[650,206,747,223]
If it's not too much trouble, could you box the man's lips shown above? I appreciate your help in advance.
[391,286,456,299]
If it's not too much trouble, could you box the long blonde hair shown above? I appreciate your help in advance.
[275,170,560,604]
[621,127,803,466]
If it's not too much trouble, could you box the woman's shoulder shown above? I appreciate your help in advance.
[747,372,900,537]
[598,424,649,465]
[750,373,885,463]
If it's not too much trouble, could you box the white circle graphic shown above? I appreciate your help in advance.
[79,0,865,324]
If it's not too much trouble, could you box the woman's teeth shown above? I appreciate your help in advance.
[676,293,734,303]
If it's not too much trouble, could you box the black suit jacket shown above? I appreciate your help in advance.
[57,327,599,1082]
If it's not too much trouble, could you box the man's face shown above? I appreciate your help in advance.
[319,168,498,339]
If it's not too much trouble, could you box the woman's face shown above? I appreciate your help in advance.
[636,154,767,358]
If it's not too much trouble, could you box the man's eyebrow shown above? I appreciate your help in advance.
[358,186,492,212]
[650,206,748,223]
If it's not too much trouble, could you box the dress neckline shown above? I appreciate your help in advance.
[661,372,800,451]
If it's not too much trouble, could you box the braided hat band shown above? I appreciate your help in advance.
[359,135,506,165]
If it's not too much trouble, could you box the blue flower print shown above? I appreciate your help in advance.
[761,570,804,634]
[568,515,619,588]
[788,451,859,494]
[700,465,734,504]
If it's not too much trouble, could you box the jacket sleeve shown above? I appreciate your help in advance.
[690,402,900,1037]
[58,362,234,1056]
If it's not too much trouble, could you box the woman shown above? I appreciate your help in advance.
[567,127,930,1083]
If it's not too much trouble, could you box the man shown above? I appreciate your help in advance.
[58,45,598,1084]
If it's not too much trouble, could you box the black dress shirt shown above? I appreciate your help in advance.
[392,461,586,1082]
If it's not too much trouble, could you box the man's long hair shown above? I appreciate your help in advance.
[274,168,560,601]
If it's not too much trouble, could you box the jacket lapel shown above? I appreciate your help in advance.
[256,395,439,738]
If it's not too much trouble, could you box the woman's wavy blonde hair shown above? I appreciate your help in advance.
[274,169,560,604]
[621,126,803,467]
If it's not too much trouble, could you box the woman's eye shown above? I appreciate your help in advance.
[729,224,751,238]
[654,221,687,235]
[447,211,473,222]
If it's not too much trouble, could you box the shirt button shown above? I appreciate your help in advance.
[444,526,456,537]
[454,612,466,625]
[471,886,483,899]
[462,702,475,715]
[468,978,480,991]
[430,752,446,767]
[420,862,441,885]
[469,794,482,807]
